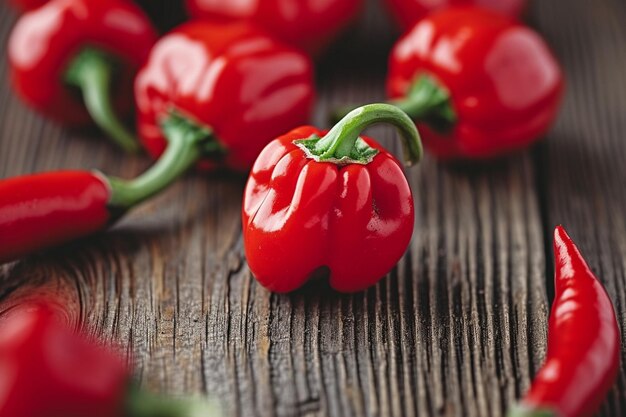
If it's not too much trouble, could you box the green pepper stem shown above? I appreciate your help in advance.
[107,113,216,210]
[65,48,140,153]
[331,75,457,134]
[507,404,558,417]
[125,386,222,417]
[303,103,422,166]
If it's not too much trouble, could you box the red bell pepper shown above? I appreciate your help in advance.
[8,0,158,152]
[243,104,422,293]
[0,112,214,264]
[135,21,315,172]
[385,7,563,160]
[509,226,620,417]
[0,301,219,417]
[7,0,47,12]
[185,0,362,55]
[385,0,526,30]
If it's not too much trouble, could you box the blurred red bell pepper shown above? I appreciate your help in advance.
[386,7,563,160]
[8,0,158,152]
[0,303,128,417]
[385,0,526,30]
[135,21,315,172]
[0,301,220,417]
[243,104,422,293]
[185,0,362,55]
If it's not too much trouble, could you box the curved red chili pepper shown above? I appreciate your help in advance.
[135,21,315,172]
[0,112,216,264]
[243,104,422,293]
[385,7,564,160]
[385,0,526,30]
[509,226,620,417]
[185,0,362,55]
[0,171,111,264]
[0,301,220,417]
[8,0,158,152]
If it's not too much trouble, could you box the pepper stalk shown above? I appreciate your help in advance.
[105,111,221,212]
[65,48,140,153]
[332,74,457,134]
[298,103,423,166]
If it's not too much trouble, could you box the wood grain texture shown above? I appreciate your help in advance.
[0,1,623,416]
[534,1,626,415]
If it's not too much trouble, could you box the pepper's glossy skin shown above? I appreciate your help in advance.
[8,0,158,125]
[0,171,111,264]
[185,0,361,54]
[385,0,526,30]
[135,21,315,171]
[516,226,620,417]
[387,7,563,159]
[8,0,47,12]
[0,303,128,417]
[242,126,414,293]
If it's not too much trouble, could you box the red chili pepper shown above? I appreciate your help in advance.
[7,0,47,12]
[508,226,620,417]
[8,0,158,152]
[385,0,526,30]
[135,21,315,172]
[185,0,362,55]
[0,171,111,263]
[0,113,214,264]
[384,7,564,160]
[242,104,421,293]
[0,301,220,417]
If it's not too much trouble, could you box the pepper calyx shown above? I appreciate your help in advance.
[64,47,140,153]
[392,73,457,134]
[295,134,379,166]
[300,104,422,167]
[106,111,217,210]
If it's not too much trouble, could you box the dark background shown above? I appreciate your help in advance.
[1,0,626,416]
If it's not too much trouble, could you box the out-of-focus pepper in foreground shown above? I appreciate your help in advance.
[0,301,220,417]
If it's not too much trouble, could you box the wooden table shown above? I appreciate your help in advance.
[1,1,625,416]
